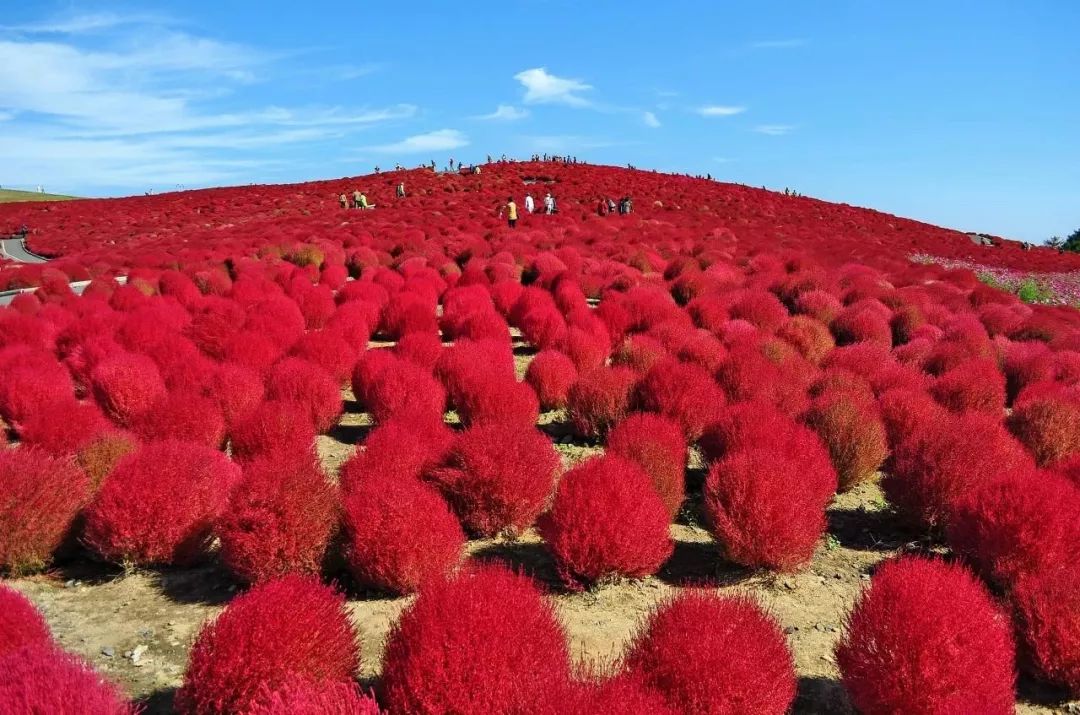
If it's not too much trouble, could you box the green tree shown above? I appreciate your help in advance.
[1046,236,1063,249]
[1061,227,1080,253]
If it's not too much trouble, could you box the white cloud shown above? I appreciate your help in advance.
[475,104,529,121]
[753,124,794,135]
[0,18,410,193]
[697,105,746,117]
[750,39,808,49]
[514,68,592,107]
[369,129,468,154]
[643,111,661,128]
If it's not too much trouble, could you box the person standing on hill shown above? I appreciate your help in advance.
[544,192,555,215]
[352,189,363,209]
[501,196,518,228]
[396,182,406,198]
[339,193,348,209]
[524,193,535,214]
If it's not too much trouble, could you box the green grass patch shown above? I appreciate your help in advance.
[0,189,79,204]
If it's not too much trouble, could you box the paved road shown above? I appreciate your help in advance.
[0,237,49,264]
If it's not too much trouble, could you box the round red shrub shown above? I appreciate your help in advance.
[342,471,465,594]
[566,673,676,715]
[606,413,687,517]
[566,366,639,438]
[211,363,264,426]
[831,305,893,347]
[635,358,726,440]
[17,400,110,455]
[728,289,788,331]
[248,677,381,715]
[704,441,837,571]
[611,334,668,373]
[244,296,306,350]
[0,447,91,574]
[930,358,1006,416]
[217,452,337,585]
[715,340,814,416]
[338,416,455,494]
[265,358,342,432]
[539,455,673,587]
[525,350,579,410]
[288,330,358,383]
[381,565,571,715]
[1011,567,1080,696]
[877,387,948,450]
[394,331,444,370]
[0,585,51,656]
[83,440,240,566]
[350,348,399,410]
[884,412,1036,529]
[90,351,167,427]
[802,388,888,491]
[625,592,796,715]
[176,575,360,715]
[229,400,317,463]
[947,471,1080,587]
[135,390,226,448]
[0,645,137,714]
[456,377,539,428]
[698,400,801,464]
[428,423,559,537]
[367,359,447,424]
[1007,387,1080,466]
[836,556,1016,714]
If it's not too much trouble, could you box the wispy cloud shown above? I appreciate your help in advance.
[750,39,808,49]
[753,124,794,136]
[369,129,468,154]
[0,15,408,191]
[514,68,592,107]
[697,105,747,117]
[643,111,661,128]
[475,104,529,121]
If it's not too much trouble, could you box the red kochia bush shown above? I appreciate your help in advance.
[611,334,668,373]
[176,576,360,715]
[884,412,1036,529]
[338,416,455,494]
[265,358,342,432]
[367,359,447,424]
[930,359,1006,416]
[0,645,137,714]
[90,351,167,427]
[456,377,540,428]
[836,557,1016,715]
[342,471,465,594]
[288,330,358,383]
[525,350,579,409]
[381,565,571,715]
[698,400,803,463]
[566,366,639,438]
[625,592,796,715]
[248,677,382,715]
[0,448,91,574]
[217,453,338,585]
[539,456,673,587]
[16,400,109,456]
[0,585,51,656]
[428,423,560,537]
[566,674,677,715]
[635,358,726,440]
[229,400,317,463]
[1007,387,1080,465]
[83,440,240,566]
[802,388,888,492]
[704,443,837,571]
[136,391,226,448]
[606,413,687,517]
[947,471,1080,587]
[1011,567,1080,696]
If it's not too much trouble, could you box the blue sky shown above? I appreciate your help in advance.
[1,1,1077,242]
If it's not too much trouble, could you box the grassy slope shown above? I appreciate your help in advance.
[0,189,78,203]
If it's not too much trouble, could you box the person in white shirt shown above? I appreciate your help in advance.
[543,192,555,215]
[524,193,535,214]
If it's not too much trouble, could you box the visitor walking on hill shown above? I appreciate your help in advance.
[396,182,406,198]
[339,193,348,209]
[524,193,535,214]
[544,192,555,215]
[606,197,616,215]
[501,196,518,228]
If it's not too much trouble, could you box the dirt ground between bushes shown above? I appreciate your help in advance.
[4,350,1077,714]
